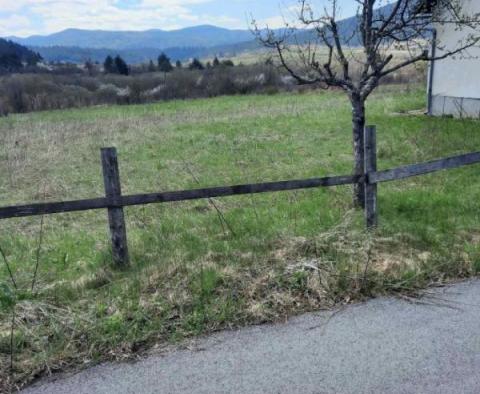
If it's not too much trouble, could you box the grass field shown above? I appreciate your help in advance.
[1,86,480,390]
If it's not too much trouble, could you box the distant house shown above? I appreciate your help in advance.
[425,0,480,118]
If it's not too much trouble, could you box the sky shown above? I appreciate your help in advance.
[0,0,360,38]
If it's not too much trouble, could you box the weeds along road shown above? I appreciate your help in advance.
[23,279,480,394]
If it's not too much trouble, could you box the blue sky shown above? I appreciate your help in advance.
[0,0,360,37]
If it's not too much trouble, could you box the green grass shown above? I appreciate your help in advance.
[1,85,480,390]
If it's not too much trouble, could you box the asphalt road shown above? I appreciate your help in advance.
[24,280,480,394]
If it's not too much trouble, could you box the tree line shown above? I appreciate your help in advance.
[102,52,235,76]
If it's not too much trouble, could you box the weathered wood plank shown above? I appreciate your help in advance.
[101,148,129,267]
[0,198,108,220]
[121,174,361,206]
[3,149,480,222]
[364,126,378,228]
[0,174,360,220]
[370,152,480,184]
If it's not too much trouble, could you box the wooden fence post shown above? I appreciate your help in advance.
[101,148,130,267]
[364,125,378,229]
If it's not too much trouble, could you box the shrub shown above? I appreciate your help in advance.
[0,60,425,115]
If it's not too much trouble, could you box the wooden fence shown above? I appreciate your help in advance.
[1,125,480,266]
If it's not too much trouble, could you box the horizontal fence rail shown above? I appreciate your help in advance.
[0,174,361,220]
[1,125,480,266]
[370,152,480,184]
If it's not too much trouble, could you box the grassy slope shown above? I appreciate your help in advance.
[1,86,480,389]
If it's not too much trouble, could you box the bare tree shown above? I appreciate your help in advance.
[253,0,480,206]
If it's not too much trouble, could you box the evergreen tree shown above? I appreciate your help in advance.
[103,55,115,73]
[175,60,182,69]
[85,59,95,76]
[188,58,204,71]
[0,53,23,72]
[148,60,156,72]
[114,55,129,76]
[213,56,220,67]
[157,53,173,73]
[26,52,42,66]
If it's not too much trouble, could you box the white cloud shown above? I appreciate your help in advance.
[1,0,225,36]
[0,0,54,13]
[0,14,34,37]
[259,15,288,29]
[0,0,213,12]
[0,0,291,37]
[256,5,304,29]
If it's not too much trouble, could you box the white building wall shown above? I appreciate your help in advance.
[431,0,480,117]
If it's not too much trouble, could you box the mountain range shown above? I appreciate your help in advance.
[8,25,256,51]
[5,5,395,65]
[6,25,262,64]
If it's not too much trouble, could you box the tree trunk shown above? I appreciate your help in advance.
[351,95,366,208]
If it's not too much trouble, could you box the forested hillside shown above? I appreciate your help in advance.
[0,38,42,72]
[31,40,260,64]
